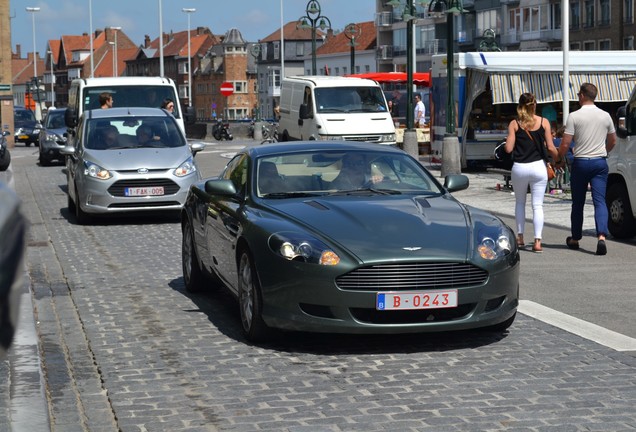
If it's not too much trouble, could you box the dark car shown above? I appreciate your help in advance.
[14,106,40,146]
[181,142,520,342]
[38,108,68,165]
[0,181,28,358]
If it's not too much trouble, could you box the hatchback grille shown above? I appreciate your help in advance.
[336,263,488,291]
[108,179,180,197]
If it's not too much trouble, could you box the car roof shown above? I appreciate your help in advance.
[245,142,407,159]
[83,107,171,120]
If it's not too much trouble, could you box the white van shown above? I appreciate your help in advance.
[278,76,396,145]
[609,90,636,238]
[64,76,193,134]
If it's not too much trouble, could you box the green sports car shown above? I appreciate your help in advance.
[181,142,519,342]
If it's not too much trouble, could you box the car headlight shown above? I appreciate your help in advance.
[269,232,340,265]
[174,156,197,177]
[83,161,111,180]
[476,228,513,260]
[382,133,396,142]
[44,132,61,142]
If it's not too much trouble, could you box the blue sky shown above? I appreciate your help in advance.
[12,0,376,56]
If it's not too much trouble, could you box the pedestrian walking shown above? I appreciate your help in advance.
[414,94,425,128]
[557,82,616,255]
[504,92,559,252]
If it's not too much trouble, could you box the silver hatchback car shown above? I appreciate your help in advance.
[61,107,204,224]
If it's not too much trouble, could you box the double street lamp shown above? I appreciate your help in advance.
[343,23,361,75]
[182,8,196,107]
[298,0,331,75]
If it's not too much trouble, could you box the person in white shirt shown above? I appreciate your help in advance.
[414,94,425,128]
[558,82,616,255]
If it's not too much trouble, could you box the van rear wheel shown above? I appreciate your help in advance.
[607,183,636,238]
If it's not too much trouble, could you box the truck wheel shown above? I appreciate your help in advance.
[607,183,636,239]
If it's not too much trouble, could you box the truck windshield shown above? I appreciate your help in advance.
[81,86,181,118]
[314,87,388,114]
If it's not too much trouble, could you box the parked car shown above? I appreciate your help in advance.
[38,108,68,166]
[60,107,205,224]
[181,142,520,342]
[14,106,39,146]
[0,131,11,171]
[0,181,28,359]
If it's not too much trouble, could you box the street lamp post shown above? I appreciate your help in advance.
[298,0,331,75]
[26,7,41,120]
[48,50,55,107]
[108,27,122,77]
[249,44,261,121]
[429,0,466,175]
[343,23,361,75]
[182,8,196,107]
[89,0,94,77]
[159,0,164,76]
[108,42,115,76]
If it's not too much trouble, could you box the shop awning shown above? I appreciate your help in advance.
[470,70,635,104]
[346,72,431,86]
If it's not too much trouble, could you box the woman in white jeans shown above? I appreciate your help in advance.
[504,93,560,252]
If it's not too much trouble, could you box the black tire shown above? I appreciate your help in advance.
[39,150,50,167]
[238,250,271,343]
[25,142,31,147]
[73,186,90,225]
[484,312,516,332]
[182,219,206,293]
[213,131,222,141]
[607,183,636,239]
[0,149,10,171]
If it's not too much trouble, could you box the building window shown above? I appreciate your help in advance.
[178,61,189,74]
[551,2,561,29]
[233,81,248,93]
[570,42,581,50]
[476,9,502,34]
[584,0,595,27]
[583,40,596,50]
[571,1,581,29]
[624,36,634,50]
[296,43,305,57]
[599,39,611,50]
[179,84,188,99]
[625,0,634,23]
[197,83,206,93]
[365,65,370,72]
[335,67,340,76]
[274,42,280,60]
[599,0,610,25]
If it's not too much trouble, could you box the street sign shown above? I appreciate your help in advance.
[220,82,234,97]
[0,84,11,91]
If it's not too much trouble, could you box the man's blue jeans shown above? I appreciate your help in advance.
[569,157,609,240]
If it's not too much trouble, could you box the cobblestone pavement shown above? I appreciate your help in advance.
[2,145,636,432]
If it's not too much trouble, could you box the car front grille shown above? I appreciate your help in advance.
[108,201,181,208]
[108,179,180,197]
[350,303,475,324]
[343,135,382,143]
[336,263,488,291]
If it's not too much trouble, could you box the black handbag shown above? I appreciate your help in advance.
[493,141,513,170]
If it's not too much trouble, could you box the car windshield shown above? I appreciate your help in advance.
[255,150,441,198]
[44,110,66,129]
[81,86,181,118]
[84,116,186,150]
[314,87,388,113]
[14,109,36,122]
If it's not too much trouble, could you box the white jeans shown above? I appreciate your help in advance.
[510,160,548,239]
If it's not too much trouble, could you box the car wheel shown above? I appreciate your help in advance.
[0,149,10,171]
[182,219,206,293]
[484,312,516,332]
[74,186,90,225]
[607,183,636,239]
[39,150,50,166]
[238,250,271,342]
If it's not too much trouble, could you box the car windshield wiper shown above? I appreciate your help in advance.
[262,191,325,198]
[328,187,401,195]
[318,108,346,113]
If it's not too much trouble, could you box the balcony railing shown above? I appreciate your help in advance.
[376,11,393,27]
[376,45,394,60]
[500,28,562,45]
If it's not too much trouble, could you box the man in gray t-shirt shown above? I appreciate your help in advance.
[558,82,616,255]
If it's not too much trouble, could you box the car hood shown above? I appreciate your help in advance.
[267,195,471,262]
[85,147,191,170]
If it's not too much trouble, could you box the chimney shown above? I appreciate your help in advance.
[95,29,103,38]
[16,44,21,58]
[144,35,150,48]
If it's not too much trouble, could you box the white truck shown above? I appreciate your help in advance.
[278,76,396,145]
[608,84,636,238]
[430,51,636,166]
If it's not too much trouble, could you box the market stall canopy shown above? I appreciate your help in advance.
[346,72,431,87]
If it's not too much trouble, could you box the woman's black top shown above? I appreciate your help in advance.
[513,119,544,164]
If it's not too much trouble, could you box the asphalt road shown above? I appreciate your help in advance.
[1,140,635,432]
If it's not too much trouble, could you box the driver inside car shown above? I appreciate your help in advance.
[331,154,383,190]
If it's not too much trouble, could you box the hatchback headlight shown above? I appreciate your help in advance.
[174,156,197,177]
[83,161,111,180]
[269,232,340,265]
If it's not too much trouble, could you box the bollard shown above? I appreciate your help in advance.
[441,134,461,177]
[403,130,418,160]
[253,121,264,141]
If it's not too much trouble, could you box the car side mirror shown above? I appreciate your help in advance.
[64,108,77,128]
[204,179,238,196]
[190,142,205,155]
[444,174,469,192]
